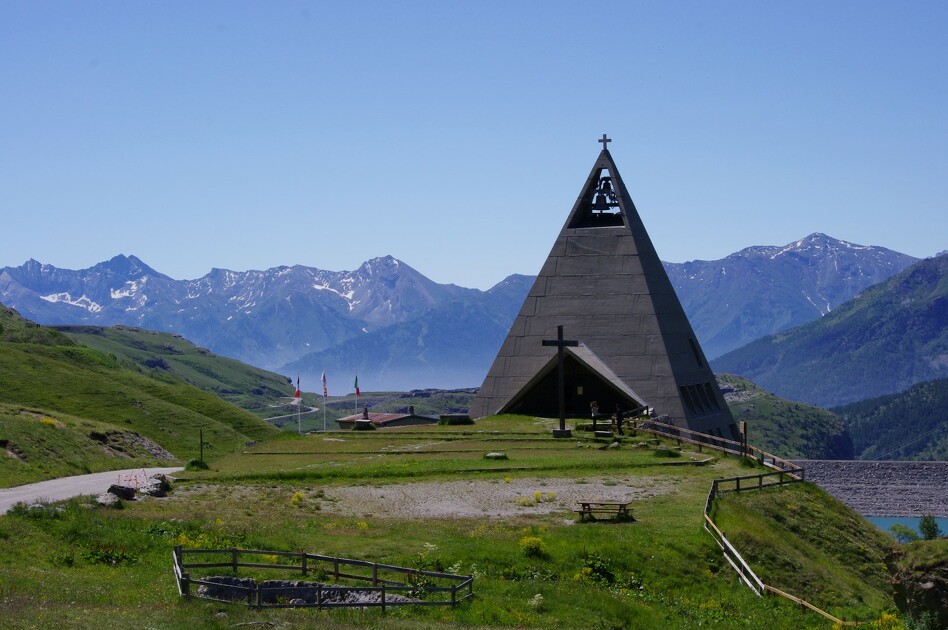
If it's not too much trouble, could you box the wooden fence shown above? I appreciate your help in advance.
[173,546,474,610]
[629,417,803,477]
[628,417,863,625]
[637,420,865,625]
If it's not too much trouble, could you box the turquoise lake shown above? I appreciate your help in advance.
[866,516,948,538]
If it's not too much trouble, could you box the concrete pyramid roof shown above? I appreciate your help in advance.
[468,143,736,438]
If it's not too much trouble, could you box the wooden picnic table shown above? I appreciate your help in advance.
[575,500,634,521]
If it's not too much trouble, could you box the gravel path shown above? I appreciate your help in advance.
[0,467,183,514]
[793,460,948,517]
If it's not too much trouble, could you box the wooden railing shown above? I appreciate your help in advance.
[711,469,802,494]
[626,419,862,624]
[763,583,858,626]
[703,513,766,596]
[631,419,860,626]
[173,546,474,610]
[629,417,804,479]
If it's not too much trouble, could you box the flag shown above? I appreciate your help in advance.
[294,374,301,399]
[354,374,360,397]
[321,371,328,398]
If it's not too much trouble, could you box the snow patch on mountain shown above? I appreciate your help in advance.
[124,294,149,312]
[111,279,146,299]
[40,292,103,313]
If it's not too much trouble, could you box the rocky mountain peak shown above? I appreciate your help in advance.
[0,237,924,390]
[94,254,163,280]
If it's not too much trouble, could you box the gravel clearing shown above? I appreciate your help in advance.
[321,475,677,519]
[171,475,678,520]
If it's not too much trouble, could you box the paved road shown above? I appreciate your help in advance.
[0,467,183,514]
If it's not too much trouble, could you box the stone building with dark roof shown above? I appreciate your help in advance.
[335,406,438,430]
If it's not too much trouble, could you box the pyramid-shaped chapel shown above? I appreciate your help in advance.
[469,136,737,439]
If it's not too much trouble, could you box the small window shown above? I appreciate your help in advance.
[693,384,712,413]
[703,383,720,410]
[688,338,704,367]
[679,385,696,413]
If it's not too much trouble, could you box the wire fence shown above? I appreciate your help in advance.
[172,546,474,610]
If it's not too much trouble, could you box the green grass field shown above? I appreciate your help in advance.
[0,416,907,629]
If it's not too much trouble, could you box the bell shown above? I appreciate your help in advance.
[591,194,611,212]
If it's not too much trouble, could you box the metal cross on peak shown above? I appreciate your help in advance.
[598,134,612,150]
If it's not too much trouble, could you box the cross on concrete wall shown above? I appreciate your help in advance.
[542,325,579,434]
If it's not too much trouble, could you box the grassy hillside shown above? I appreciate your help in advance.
[713,254,948,408]
[56,325,295,418]
[1,304,74,345]
[832,378,948,461]
[718,374,853,459]
[0,416,903,628]
[0,306,278,486]
[713,483,894,619]
[0,403,174,487]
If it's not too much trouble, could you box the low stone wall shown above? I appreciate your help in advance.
[196,577,419,605]
[792,460,948,517]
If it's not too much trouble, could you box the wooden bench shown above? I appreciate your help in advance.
[575,501,634,522]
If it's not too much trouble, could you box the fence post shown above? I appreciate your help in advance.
[381,585,386,613]
[302,553,308,577]
[334,558,339,580]
[758,475,763,489]
[182,572,191,599]
[373,562,378,585]
[232,548,238,574]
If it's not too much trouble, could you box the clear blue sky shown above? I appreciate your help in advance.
[2,1,945,289]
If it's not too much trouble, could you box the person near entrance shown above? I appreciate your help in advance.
[613,404,624,435]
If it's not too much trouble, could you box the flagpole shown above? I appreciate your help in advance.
[322,371,327,432]
[296,373,301,436]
